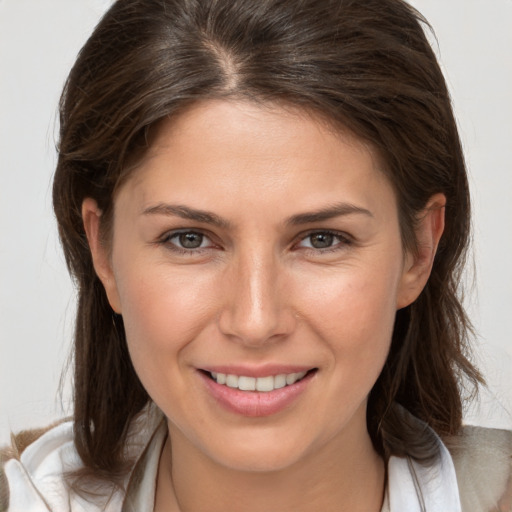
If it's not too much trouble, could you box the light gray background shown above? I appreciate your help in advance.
[1,0,511,443]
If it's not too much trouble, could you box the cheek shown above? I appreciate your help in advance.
[333,283,396,374]
[299,266,400,342]
[113,264,223,415]
[286,270,399,438]
[294,263,400,397]
[113,260,217,371]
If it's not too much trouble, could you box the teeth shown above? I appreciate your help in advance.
[256,375,274,392]
[238,376,256,391]
[226,374,238,388]
[210,371,308,392]
[286,373,297,385]
[274,374,287,389]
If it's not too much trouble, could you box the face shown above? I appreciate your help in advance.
[85,100,438,473]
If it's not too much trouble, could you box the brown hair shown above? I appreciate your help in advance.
[53,0,482,481]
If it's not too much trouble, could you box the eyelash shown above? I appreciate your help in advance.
[157,229,353,255]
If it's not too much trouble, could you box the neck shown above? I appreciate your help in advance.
[155,420,385,512]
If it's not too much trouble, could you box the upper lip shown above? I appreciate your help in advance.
[199,364,316,378]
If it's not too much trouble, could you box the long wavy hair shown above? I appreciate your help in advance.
[53,0,482,483]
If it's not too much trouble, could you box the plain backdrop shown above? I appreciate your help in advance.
[1,0,511,444]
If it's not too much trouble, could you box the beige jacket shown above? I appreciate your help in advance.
[450,426,512,512]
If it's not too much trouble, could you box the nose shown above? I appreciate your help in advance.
[218,248,296,347]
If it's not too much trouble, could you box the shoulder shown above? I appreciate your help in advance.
[1,420,75,511]
[0,421,124,512]
[446,425,512,512]
[0,405,163,512]
[1,422,64,509]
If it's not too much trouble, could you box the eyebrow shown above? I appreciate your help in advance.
[285,203,373,225]
[142,201,373,229]
[142,203,232,229]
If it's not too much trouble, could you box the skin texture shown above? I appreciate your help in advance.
[83,100,445,511]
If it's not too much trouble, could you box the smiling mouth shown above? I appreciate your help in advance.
[205,370,316,392]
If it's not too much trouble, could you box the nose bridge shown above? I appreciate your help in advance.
[218,243,293,345]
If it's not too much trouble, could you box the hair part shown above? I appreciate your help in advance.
[53,0,482,485]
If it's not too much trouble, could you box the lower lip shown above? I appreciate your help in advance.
[199,371,315,417]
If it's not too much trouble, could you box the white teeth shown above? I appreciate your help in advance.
[286,373,297,385]
[274,374,287,389]
[226,374,238,388]
[238,376,256,391]
[210,371,308,392]
[256,375,274,392]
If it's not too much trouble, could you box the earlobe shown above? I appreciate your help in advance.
[396,193,446,309]
[82,198,122,314]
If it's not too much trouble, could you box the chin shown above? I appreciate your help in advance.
[195,425,321,474]
[214,446,307,474]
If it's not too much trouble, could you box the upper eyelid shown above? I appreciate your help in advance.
[159,228,212,241]
[295,229,352,243]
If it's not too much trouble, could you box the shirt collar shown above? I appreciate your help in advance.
[387,432,462,512]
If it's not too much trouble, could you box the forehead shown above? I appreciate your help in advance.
[116,99,397,224]
[149,100,370,162]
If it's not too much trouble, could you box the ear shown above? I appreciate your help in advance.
[396,193,446,309]
[82,198,122,314]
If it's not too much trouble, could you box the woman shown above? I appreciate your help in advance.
[1,0,511,510]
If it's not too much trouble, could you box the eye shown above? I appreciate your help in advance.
[160,230,214,252]
[175,232,206,249]
[296,230,351,251]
